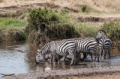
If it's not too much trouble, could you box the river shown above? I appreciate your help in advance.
[0,42,120,79]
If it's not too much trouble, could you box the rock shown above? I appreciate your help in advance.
[45,67,51,72]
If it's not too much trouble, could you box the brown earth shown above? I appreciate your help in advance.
[0,0,120,22]
[4,66,120,79]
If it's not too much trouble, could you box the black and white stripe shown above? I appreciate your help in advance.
[96,30,112,59]
[73,37,99,62]
[43,37,99,61]
[36,39,78,65]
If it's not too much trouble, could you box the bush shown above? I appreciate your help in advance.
[101,22,120,49]
[101,22,120,40]
[81,5,91,13]
[26,7,80,45]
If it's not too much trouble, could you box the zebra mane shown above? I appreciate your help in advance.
[40,42,50,55]
[99,29,107,37]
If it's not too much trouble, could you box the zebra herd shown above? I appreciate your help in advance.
[35,30,112,65]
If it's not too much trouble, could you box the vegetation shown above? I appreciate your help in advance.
[0,18,27,42]
[0,3,119,50]
[81,5,91,13]
[101,22,120,49]
[26,7,80,45]
[101,22,120,40]
[75,23,98,37]
[0,18,27,30]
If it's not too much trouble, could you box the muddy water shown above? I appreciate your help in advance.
[0,42,120,79]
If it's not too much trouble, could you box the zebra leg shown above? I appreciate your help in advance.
[96,51,99,62]
[108,49,111,59]
[69,52,77,65]
[90,50,99,62]
[89,53,93,62]
[50,54,53,63]
[94,50,99,62]
[75,52,80,63]
[70,55,77,65]
[63,55,67,61]
[100,48,103,59]
[89,50,94,62]
[56,54,60,64]
[83,53,87,60]
[51,52,57,63]
[103,49,107,59]
[54,54,59,62]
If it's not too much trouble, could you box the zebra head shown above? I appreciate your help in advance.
[35,49,44,64]
[96,30,107,40]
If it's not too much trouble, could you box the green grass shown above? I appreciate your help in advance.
[101,22,120,40]
[74,23,98,37]
[0,18,28,30]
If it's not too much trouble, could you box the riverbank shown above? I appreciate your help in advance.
[0,18,27,42]
[0,0,120,43]
[4,66,120,79]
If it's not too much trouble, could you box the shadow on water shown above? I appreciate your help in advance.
[0,42,120,78]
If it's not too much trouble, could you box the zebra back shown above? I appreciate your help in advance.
[49,39,77,56]
[72,37,98,52]
[99,37,112,49]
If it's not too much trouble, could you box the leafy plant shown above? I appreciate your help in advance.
[101,22,120,40]
[26,7,80,45]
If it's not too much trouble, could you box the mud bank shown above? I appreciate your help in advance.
[4,66,120,79]
[0,29,26,42]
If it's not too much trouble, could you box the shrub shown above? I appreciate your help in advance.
[26,7,80,46]
[60,9,69,16]
[101,22,120,49]
[101,22,120,40]
[75,23,98,37]
[81,5,91,13]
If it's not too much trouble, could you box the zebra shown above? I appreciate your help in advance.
[44,53,63,62]
[96,30,112,59]
[44,37,99,62]
[73,37,99,62]
[35,39,78,65]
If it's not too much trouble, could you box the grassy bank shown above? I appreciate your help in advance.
[0,18,27,30]
[0,7,120,49]
[26,7,102,45]
[0,18,27,42]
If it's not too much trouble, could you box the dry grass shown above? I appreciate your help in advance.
[0,0,120,19]
[0,0,120,13]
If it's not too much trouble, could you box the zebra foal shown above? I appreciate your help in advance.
[96,30,112,59]
[35,39,78,65]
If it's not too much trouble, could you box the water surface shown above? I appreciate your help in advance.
[0,42,120,79]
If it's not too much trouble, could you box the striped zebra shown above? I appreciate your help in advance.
[35,39,78,65]
[73,37,99,62]
[45,37,99,62]
[96,30,112,59]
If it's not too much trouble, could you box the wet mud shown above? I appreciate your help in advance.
[4,66,120,79]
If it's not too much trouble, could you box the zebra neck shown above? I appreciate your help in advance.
[101,36,107,39]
